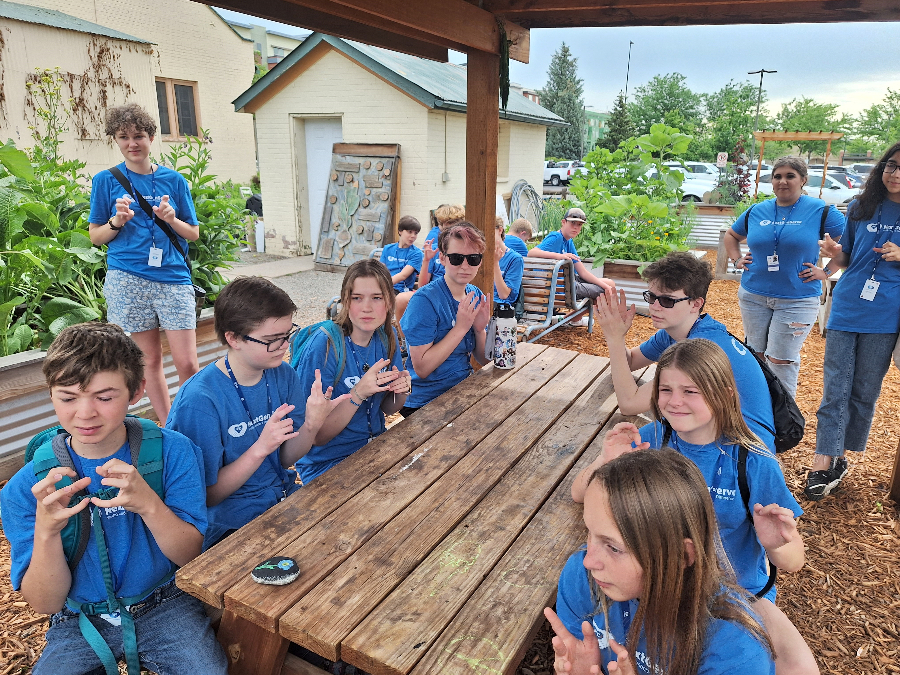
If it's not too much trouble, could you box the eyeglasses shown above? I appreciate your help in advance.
[642,291,692,308]
[243,323,299,351]
[883,161,899,174]
[444,253,483,267]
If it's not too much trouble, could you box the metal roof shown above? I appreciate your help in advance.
[0,0,150,43]
[234,32,567,128]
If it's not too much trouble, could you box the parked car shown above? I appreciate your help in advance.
[851,163,875,175]
[663,161,721,178]
[805,165,864,189]
[645,168,715,202]
[748,161,771,173]
[543,160,581,186]
[755,171,859,205]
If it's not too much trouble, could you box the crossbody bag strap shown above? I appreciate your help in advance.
[107,166,191,270]
[737,445,778,599]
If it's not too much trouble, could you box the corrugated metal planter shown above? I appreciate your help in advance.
[597,259,653,317]
[0,310,226,482]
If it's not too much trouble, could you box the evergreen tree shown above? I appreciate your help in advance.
[597,92,635,151]
[540,43,586,159]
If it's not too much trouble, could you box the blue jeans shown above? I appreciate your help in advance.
[34,580,227,675]
[815,330,897,457]
[737,286,820,398]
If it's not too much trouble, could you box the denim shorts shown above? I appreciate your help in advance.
[34,580,227,675]
[104,269,196,332]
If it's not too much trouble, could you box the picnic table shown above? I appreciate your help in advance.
[176,342,653,675]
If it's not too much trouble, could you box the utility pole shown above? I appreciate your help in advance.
[748,69,776,160]
[624,41,634,102]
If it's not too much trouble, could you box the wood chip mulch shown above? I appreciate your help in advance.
[1,250,897,674]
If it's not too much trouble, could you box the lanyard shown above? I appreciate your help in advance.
[771,196,800,255]
[346,335,382,440]
[869,203,900,280]
[125,165,158,245]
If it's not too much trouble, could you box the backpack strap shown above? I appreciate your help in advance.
[50,433,92,570]
[743,204,754,230]
[819,203,830,240]
[737,445,778,600]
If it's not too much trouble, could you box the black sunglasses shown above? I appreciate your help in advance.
[642,291,692,309]
[444,253,483,267]
[243,323,299,352]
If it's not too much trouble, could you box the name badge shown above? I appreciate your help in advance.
[860,278,879,301]
[767,254,779,272]
[148,246,163,267]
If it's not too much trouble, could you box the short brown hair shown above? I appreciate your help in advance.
[437,221,486,254]
[771,156,808,179]
[509,218,533,239]
[43,323,145,397]
[105,103,158,138]
[642,251,712,303]
[214,277,296,345]
[397,215,421,234]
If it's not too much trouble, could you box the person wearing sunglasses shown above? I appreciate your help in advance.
[167,277,346,548]
[723,157,846,398]
[594,251,777,454]
[804,141,900,501]
[399,221,491,416]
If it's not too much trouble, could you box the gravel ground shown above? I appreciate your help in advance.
[270,270,345,327]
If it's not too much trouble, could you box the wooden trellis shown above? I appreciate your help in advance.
[752,130,844,198]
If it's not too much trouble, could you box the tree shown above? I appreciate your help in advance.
[774,97,844,160]
[628,73,702,137]
[701,80,761,158]
[540,43,586,159]
[596,91,635,152]
[854,88,900,155]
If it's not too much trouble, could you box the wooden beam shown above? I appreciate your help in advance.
[212,0,449,62]
[465,49,500,305]
[484,0,900,28]
[753,130,844,142]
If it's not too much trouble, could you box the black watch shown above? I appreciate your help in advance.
[107,217,123,231]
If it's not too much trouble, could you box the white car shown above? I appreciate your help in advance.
[664,161,721,179]
[543,160,584,185]
[645,168,715,202]
[754,171,859,205]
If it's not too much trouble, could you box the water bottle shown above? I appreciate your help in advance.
[493,303,517,369]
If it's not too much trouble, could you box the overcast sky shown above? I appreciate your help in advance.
[215,8,897,118]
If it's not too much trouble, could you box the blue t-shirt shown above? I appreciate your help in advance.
[166,361,304,547]
[1,428,207,604]
[400,278,485,408]
[382,242,424,292]
[427,254,446,282]
[537,230,579,260]
[639,315,776,450]
[495,247,524,305]
[556,550,775,675]
[89,163,198,285]
[424,225,441,249]
[730,197,845,299]
[639,422,802,600]
[505,234,529,258]
[293,328,402,484]
[827,199,900,334]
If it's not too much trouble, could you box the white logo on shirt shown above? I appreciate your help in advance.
[759,219,772,226]
[592,624,611,649]
[708,485,737,500]
[103,505,127,518]
[228,422,248,438]
[731,338,747,355]
[344,375,360,389]
[868,223,879,233]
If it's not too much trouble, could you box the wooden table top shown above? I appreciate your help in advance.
[177,343,653,675]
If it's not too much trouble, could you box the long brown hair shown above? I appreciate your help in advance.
[587,450,774,674]
[850,141,900,221]
[651,339,767,454]
[334,259,396,363]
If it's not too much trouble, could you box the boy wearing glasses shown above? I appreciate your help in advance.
[595,251,777,451]
[166,276,344,547]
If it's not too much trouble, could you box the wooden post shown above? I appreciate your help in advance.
[753,138,765,199]
[465,48,499,304]
[216,609,288,675]
[821,138,833,200]
[890,437,900,504]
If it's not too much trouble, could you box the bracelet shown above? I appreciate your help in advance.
[349,397,361,408]
[350,385,367,404]
[107,217,123,231]
[822,265,832,277]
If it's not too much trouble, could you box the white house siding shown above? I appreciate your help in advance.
[20,0,256,182]
[0,20,158,177]
[503,121,545,198]
[251,48,429,256]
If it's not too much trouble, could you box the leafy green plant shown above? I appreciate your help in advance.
[568,124,697,264]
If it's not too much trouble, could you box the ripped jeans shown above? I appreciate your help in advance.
[737,286,820,398]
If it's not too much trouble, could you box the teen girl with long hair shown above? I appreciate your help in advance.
[547,449,775,675]
[573,339,817,675]
[293,259,410,484]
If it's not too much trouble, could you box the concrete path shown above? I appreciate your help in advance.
[221,254,316,280]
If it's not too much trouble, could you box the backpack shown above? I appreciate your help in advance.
[661,425,777,599]
[26,416,165,571]
[289,320,390,384]
[725,330,805,453]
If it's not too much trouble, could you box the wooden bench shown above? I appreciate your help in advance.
[519,258,593,342]
[686,210,734,251]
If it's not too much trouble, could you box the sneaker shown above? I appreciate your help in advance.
[804,456,848,501]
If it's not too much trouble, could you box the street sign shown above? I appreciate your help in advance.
[716,152,728,168]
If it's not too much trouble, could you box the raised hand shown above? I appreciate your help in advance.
[115,195,135,225]
[819,233,842,258]
[473,294,491,332]
[152,195,176,224]
[603,422,648,462]
[31,469,93,536]
[249,403,300,458]
[605,636,636,675]
[423,240,437,264]
[305,369,350,431]
[875,240,900,262]
[544,607,601,675]
[354,358,392,400]
[595,289,634,342]
[752,503,800,552]
[91,458,162,515]
[455,291,482,331]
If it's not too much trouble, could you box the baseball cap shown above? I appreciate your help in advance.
[563,207,586,222]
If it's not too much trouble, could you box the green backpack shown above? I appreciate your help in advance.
[26,416,164,570]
